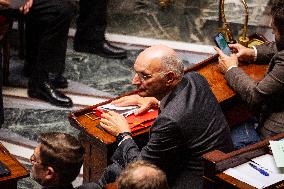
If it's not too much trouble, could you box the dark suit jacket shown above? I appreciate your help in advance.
[225,42,284,138]
[111,72,233,189]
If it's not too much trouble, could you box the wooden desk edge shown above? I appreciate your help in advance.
[0,143,29,182]
[69,113,151,145]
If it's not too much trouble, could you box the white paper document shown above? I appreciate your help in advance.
[98,104,138,117]
[270,140,284,167]
[223,154,284,188]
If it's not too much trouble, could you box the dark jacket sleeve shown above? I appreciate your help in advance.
[224,50,284,109]
[255,42,277,64]
[111,117,182,169]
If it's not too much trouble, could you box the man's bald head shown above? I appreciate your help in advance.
[135,45,184,79]
[117,160,169,189]
[137,45,177,64]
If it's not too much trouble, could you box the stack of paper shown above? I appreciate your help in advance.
[224,154,284,188]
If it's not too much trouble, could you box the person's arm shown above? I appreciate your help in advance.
[225,50,284,108]
[111,94,159,115]
[111,116,182,170]
[228,43,256,63]
[214,46,239,73]
[215,44,284,109]
[255,42,278,64]
[227,43,277,64]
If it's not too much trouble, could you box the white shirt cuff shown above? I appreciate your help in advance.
[227,65,238,72]
[118,136,132,146]
[251,46,257,62]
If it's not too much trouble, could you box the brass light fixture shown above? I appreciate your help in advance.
[219,0,235,43]
[238,0,250,47]
[219,0,250,46]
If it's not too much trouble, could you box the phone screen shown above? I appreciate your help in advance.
[214,33,231,56]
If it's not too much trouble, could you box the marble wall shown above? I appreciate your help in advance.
[106,0,273,44]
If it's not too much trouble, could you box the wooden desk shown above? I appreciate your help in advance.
[202,132,284,189]
[0,142,29,189]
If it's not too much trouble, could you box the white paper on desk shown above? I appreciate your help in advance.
[98,104,138,117]
[224,154,284,188]
[270,140,284,167]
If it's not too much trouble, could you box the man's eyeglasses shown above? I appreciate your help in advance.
[30,154,46,166]
[131,67,168,82]
[135,72,152,82]
[131,68,153,82]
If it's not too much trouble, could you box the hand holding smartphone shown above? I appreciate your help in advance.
[214,33,232,56]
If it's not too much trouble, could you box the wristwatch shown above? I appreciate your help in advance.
[116,132,132,145]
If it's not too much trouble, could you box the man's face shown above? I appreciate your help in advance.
[132,55,169,100]
[30,145,48,186]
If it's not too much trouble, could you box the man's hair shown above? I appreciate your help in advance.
[117,160,169,189]
[160,55,184,80]
[271,0,284,35]
[38,132,84,185]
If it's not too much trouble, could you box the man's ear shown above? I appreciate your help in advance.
[165,71,176,86]
[45,166,57,182]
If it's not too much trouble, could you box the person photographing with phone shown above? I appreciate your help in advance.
[214,0,284,149]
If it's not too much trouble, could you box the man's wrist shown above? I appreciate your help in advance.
[226,65,238,72]
[116,132,132,146]
[251,46,257,62]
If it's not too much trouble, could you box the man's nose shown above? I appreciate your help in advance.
[132,74,141,85]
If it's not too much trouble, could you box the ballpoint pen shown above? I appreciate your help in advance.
[248,162,270,176]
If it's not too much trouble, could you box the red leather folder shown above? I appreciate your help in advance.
[94,108,158,133]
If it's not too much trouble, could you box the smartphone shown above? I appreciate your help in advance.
[214,33,232,56]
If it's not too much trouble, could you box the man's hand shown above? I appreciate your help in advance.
[100,111,131,136]
[112,94,159,116]
[20,0,33,14]
[214,46,239,74]
[229,43,255,62]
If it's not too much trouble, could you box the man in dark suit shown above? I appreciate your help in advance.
[74,0,127,59]
[94,45,233,189]
[214,0,284,139]
[23,0,75,107]
[30,132,85,189]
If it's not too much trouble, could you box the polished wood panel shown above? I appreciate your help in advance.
[185,54,267,103]
[0,142,29,189]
